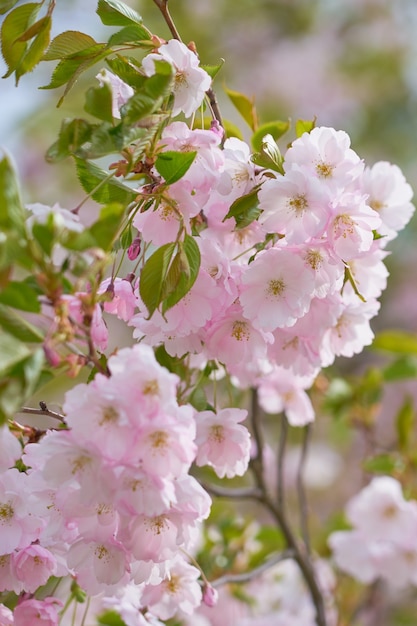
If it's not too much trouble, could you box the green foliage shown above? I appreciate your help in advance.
[0,280,41,312]
[84,81,114,124]
[396,396,415,453]
[251,120,290,152]
[75,158,137,205]
[224,188,261,229]
[0,304,43,343]
[295,118,316,137]
[43,30,97,60]
[363,453,405,476]
[372,330,417,355]
[1,2,41,81]
[225,85,258,131]
[155,150,197,185]
[139,241,177,317]
[251,134,284,174]
[0,153,25,233]
[120,60,174,125]
[96,0,143,27]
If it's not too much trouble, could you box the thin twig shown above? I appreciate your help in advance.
[203,483,262,500]
[277,414,287,512]
[20,404,66,423]
[211,549,295,588]
[297,424,312,555]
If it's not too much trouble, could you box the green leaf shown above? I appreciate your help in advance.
[363,453,405,475]
[97,609,128,626]
[0,0,19,14]
[0,347,45,425]
[120,61,174,125]
[201,59,224,80]
[46,118,94,163]
[383,356,417,381]
[1,2,41,79]
[372,331,417,355]
[31,220,55,256]
[15,13,50,80]
[295,118,316,138]
[161,235,200,313]
[155,150,197,185]
[396,396,414,452]
[0,280,41,312]
[75,158,137,205]
[97,0,143,27]
[139,242,176,317]
[0,152,25,233]
[0,332,31,376]
[107,24,152,47]
[84,81,114,123]
[252,133,284,174]
[251,120,290,152]
[224,188,261,229]
[43,30,97,60]
[0,304,43,342]
[106,55,144,89]
[224,86,257,131]
[90,203,125,250]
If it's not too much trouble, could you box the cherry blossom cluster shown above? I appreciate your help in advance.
[329,476,417,588]
[0,345,251,623]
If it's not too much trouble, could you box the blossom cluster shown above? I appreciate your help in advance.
[329,476,417,588]
[0,345,251,624]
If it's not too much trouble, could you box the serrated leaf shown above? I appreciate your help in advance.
[295,118,316,138]
[224,86,257,131]
[16,14,48,41]
[0,152,25,233]
[224,188,261,229]
[161,235,200,313]
[0,304,43,342]
[251,120,290,152]
[0,280,41,312]
[97,0,143,27]
[75,158,136,205]
[43,30,97,61]
[0,0,19,14]
[396,396,414,452]
[46,118,94,163]
[155,150,196,185]
[106,55,144,89]
[120,63,173,125]
[1,2,41,79]
[15,15,51,82]
[85,81,114,123]
[139,242,176,317]
[372,331,417,355]
[107,24,152,47]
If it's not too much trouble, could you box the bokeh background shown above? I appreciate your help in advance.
[2,2,417,621]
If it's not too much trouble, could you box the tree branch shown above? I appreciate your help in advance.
[211,549,295,588]
[277,414,288,512]
[20,403,66,423]
[297,423,312,555]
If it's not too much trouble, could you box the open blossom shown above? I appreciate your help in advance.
[195,408,250,478]
[99,277,137,322]
[142,40,211,117]
[13,597,62,626]
[96,68,134,118]
[0,425,21,471]
[0,604,13,625]
[257,366,315,426]
[240,247,315,332]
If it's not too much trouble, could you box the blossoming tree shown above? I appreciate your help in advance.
[0,1,417,625]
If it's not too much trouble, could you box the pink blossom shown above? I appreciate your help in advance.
[257,367,315,426]
[0,426,21,471]
[142,40,211,117]
[259,168,331,243]
[133,201,183,246]
[240,247,315,332]
[0,604,13,625]
[195,408,251,478]
[99,278,137,322]
[328,193,381,260]
[13,597,62,626]
[328,530,379,584]
[60,293,108,352]
[202,582,219,607]
[360,161,415,243]
[96,69,134,119]
[12,545,57,593]
[141,556,202,620]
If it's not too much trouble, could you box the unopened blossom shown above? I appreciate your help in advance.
[195,408,250,478]
[96,68,134,119]
[240,247,315,332]
[142,40,211,117]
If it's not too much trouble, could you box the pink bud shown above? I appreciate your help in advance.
[128,236,142,260]
[202,582,219,607]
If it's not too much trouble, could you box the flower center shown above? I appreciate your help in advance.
[305,249,323,271]
[316,161,334,178]
[231,320,250,342]
[142,379,159,396]
[0,501,14,524]
[266,278,285,298]
[209,424,225,443]
[99,406,119,426]
[288,193,308,214]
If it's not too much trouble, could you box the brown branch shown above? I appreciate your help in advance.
[277,414,288,512]
[152,0,182,41]
[211,549,295,588]
[20,403,66,423]
[297,423,312,555]
[203,483,262,500]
